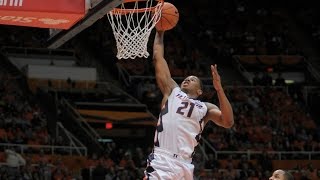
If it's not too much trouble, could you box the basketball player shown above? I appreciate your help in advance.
[269,169,294,180]
[144,30,234,179]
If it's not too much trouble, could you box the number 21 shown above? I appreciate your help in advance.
[176,102,195,118]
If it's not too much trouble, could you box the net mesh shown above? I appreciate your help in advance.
[107,0,163,59]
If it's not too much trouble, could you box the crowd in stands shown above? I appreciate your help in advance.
[114,2,319,179]
[1,60,317,179]
[126,79,319,179]
[0,67,75,179]
[114,2,320,177]
[294,3,320,46]
[1,0,320,180]
[204,86,317,152]
[0,71,51,148]
[0,26,48,48]
[0,149,77,179]
[75,81,318,179]
[110,0,303,78]
[82,138,320,179]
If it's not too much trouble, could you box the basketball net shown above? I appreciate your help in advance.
[107,0,163,59]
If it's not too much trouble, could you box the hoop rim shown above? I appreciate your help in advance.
[110,0,164,15]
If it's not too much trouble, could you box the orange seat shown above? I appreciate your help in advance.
[258,55,279,65]
[239,55,258,64]
[281,55,302,65]
[272,160,320,170]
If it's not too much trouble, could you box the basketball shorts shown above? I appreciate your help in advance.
[144,147,194,180]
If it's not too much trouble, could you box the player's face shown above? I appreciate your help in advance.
[180,76,202,94]
[269,170,286,180]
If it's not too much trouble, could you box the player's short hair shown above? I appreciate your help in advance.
[184,75,203,90]
[195,77,205,101]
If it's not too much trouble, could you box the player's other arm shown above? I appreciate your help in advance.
[153,31,177,99]
[204,65,234,128]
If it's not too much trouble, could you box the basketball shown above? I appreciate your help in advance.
[155,2,179,31]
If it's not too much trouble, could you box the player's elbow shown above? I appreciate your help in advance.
[223,119,234,129]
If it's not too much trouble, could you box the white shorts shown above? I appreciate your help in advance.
[144,147,194,180]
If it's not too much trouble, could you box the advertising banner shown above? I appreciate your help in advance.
[0,0,85,29]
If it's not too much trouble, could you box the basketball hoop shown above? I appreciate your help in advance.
[107,0,163,59]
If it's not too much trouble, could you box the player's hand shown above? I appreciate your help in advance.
[156,30,165,35]
[211,64,223,92]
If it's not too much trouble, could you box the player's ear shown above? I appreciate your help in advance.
[197,89,203,96]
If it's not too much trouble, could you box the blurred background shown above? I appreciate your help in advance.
[0,0,320,179]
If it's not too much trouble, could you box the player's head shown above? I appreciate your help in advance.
[180,75,203,99]
[269,169,294,180]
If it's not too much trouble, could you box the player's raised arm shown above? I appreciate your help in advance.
[153,31,177,97]
[204,65,234,128]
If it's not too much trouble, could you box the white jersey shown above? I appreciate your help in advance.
[154,87,208,158]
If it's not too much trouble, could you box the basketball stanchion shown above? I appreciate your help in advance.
[107,0,164,59]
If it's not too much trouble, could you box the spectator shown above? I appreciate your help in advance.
[92,161,108,180]
[204,153,220,169]
[252,72,262,86]
[275,73,286,86]
[261,72,273,86]
[5,148,26,178]
[258,151,273,171]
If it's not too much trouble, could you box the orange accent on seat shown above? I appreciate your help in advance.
[272,160,320,170]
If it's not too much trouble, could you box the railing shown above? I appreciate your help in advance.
[214,151,320,160]
[232,56,252,84]
[202,138,320,160]
[56,122,87,156]
[61,98,102,142]
[96,81,148,104]
[127,76,290,93]
[1,46,75,58]
[0,143,87,156]
[303,85,320,106]
[128,75,213,83]
[116,63,131,87]
[28,79,96,92]
[305,58,320,82]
